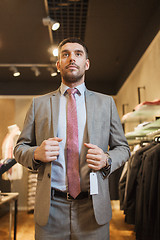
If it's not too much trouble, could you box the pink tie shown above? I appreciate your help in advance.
[67,88,81,198]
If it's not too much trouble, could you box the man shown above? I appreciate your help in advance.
[14,38,130,239]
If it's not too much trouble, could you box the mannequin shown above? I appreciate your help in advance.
[1,124,22,180]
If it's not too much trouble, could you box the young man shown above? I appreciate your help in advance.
[14,38,130,239]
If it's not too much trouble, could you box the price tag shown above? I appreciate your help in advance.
[90,172,98,195]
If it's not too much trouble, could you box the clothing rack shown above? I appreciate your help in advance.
[119,140,160,240]
[154,135,160,143]
[126,127,160,147]
[137,133,160,146]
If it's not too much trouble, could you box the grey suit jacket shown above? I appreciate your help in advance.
[14,87,130,226]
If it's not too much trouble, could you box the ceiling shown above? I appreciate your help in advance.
[0,0,159,96]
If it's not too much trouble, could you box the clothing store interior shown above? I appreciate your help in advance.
[0,0,160,239]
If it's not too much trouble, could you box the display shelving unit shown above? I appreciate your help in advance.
[121,103,160,145]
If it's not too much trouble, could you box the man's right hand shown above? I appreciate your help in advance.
[34,137,62,162]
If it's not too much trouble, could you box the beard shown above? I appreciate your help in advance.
[60,65,86,84]
[62,71,84,83]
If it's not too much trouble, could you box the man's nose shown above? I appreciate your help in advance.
[69,53,75,62]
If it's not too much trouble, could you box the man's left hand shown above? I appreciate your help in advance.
[84,143,107,170]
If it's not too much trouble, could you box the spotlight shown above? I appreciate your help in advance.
[42,17,60,31]
[31,66,40,77]
[53,48,58,57]
[47,67,57,77]
[9,66,20,77]
[51,72,57,77]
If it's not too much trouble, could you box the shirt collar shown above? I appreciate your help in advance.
[60,82,86,96]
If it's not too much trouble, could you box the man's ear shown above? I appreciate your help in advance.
[85,59,90,71]
[56,60,60,71]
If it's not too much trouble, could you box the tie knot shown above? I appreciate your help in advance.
[67,88,79,96]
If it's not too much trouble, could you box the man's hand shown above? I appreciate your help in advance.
[34,137,62,163]
[84,143,107,170]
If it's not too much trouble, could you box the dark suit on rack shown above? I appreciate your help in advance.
[136,144,160,240]
[123,143,155,224]
[14,87,130,227]
[122,142,160,240]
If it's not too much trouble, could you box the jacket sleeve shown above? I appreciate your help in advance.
[14,98,42,171]
[107,97,130,174]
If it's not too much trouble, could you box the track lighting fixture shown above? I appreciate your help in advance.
[31,66,40,77]
[42,17,60,31]
[0,64,58,77]
[47,67,57,77]
[9,66,20,77]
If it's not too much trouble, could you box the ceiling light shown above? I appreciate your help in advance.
[47,67,57,77]
[9,66,20,77]
[31,66,40,77]
[42,17,60,31]
[53,48,58,57]
[52,22,60,31]
[51,72,57,77]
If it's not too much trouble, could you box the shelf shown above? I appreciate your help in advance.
[122,105,160,123]
[125,119,160,140]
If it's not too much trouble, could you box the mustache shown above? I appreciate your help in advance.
[66,63,79,69]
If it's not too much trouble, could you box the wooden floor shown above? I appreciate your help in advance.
[0,201,136,240]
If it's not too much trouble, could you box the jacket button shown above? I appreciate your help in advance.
[48,173,50,178]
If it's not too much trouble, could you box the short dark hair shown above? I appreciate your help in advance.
[58,37,89,59]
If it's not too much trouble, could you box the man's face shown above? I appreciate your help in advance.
[56,42,90,86]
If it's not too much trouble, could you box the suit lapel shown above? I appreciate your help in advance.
[85,89,95,143]
[50,87,95,141]
[50,89,60,138]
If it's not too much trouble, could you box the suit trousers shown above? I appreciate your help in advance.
[35,191,109,240]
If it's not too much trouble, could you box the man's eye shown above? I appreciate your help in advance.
[62,53,69,57]
[76,53,82,57]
